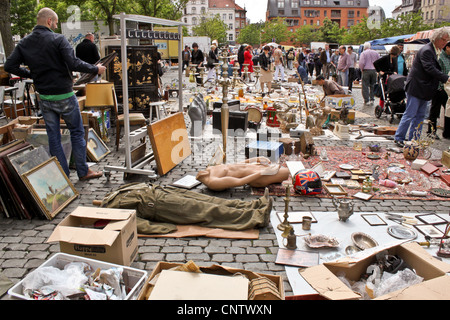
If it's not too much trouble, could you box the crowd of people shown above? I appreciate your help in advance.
[168,27,450,142]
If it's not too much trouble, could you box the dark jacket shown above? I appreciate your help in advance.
[75,38,100,64]
[374,54,397,83]
[405,42,449,100]
[191,49,204,66]
[5,25,98,95]
[259,53,271,71]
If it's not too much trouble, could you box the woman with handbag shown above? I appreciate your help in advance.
[259,46,273,95]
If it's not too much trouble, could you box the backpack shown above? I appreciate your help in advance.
[288,51,294,60]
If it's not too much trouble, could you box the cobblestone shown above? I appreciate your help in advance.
[1,68,449,301]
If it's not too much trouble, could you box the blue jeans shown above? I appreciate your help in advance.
[39,94,88,178]
[337,70,348,87]
[394,94,428,142]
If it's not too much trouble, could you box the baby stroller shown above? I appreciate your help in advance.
[375,74,407,124]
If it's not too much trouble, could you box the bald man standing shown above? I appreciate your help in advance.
[5,8,106,181]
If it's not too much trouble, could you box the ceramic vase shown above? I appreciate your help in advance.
[403,142,419,161]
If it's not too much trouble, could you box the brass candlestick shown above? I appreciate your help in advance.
[278,185,292,231]
[216,50,232,164]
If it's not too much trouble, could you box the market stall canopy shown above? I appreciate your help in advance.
[358,34,415,54]
[404,29,434,44]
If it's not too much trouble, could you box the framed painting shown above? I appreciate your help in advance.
[21,157,78,220]
[86,128,111,162]
[324,184,347,196]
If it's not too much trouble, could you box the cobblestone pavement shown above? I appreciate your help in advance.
[1,67,449,300]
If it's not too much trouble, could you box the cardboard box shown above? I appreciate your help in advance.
[299,242,450,300]
[47,206,138,266]
[325,94,355,109]
[138,261,285,300]
[330,109,355,124]
[8,253,147,300]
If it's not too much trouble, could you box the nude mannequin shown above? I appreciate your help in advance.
[196,157,290,191]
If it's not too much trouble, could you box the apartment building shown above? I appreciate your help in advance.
[421,0,450,25]
[266,0,370,30]
[392,0,422,19]
[181,0,247,44]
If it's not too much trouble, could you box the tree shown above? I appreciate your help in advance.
[293,25,322,46]
[0,0,14,58]
[261,17,288,44]
[380,11,432,37]
[10,0,38,38]
[125,0,188,21]
[340,16,382,45]
[237,22,264,47]
[192,14,227,45]
[320,18,346,44]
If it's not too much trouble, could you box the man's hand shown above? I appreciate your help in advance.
[97,63,106,75]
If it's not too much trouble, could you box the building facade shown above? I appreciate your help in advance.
[181,0,247,44]
[392,0,422,19]
[421,0,450,25]
[266,0,370,30]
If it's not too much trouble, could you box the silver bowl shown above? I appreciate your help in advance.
[351,232,378,250]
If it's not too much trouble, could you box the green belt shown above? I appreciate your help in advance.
[40,91,75,101]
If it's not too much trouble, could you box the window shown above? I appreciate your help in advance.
[430,10,434,19]
[304,19,307,25]
[331,10,341,17]
[324,10,327,16]
[229,33,233,41]
[357,11,360,17]
[347,19,354,26]
[223,14,227,20]
[347,0,354,5]
[192,17,197,25]
[279,10,285,15]
[304,0,310,4]
[229,24,233,30]
[192,7,196,14]
[348,10,354,18]
[314,0,320,4]
[292,0,299,8]
[292,9,299,15]
[278,0,285,8]
[317,20,320,25]
[201,7,205,14]
[229,14,233,20]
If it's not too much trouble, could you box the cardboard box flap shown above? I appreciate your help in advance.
[375,275,450,300]
[69,206,134,221]
[47,226,119,246]
[299,265,360,300]
[104,219,130,231]
[399,242,450,274]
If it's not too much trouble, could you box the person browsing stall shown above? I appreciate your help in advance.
[359,42,380,106]
[76,33,100,65]
[293,60,310,84]
[5,7,106,181]
[316,74,345,101]
[394,27,450,147]
[429,40,450,139]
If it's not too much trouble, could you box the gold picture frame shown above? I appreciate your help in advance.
[86,128,111,162]
[21,157,79,220]
[323,184,348,196]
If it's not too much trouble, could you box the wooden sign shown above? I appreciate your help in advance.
[147,113,191,176]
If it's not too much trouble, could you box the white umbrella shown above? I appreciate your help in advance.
[266,42,279,47]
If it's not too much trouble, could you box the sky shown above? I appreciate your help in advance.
[235,0,400,23]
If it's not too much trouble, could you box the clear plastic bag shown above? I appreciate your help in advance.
[22,262,90,299]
